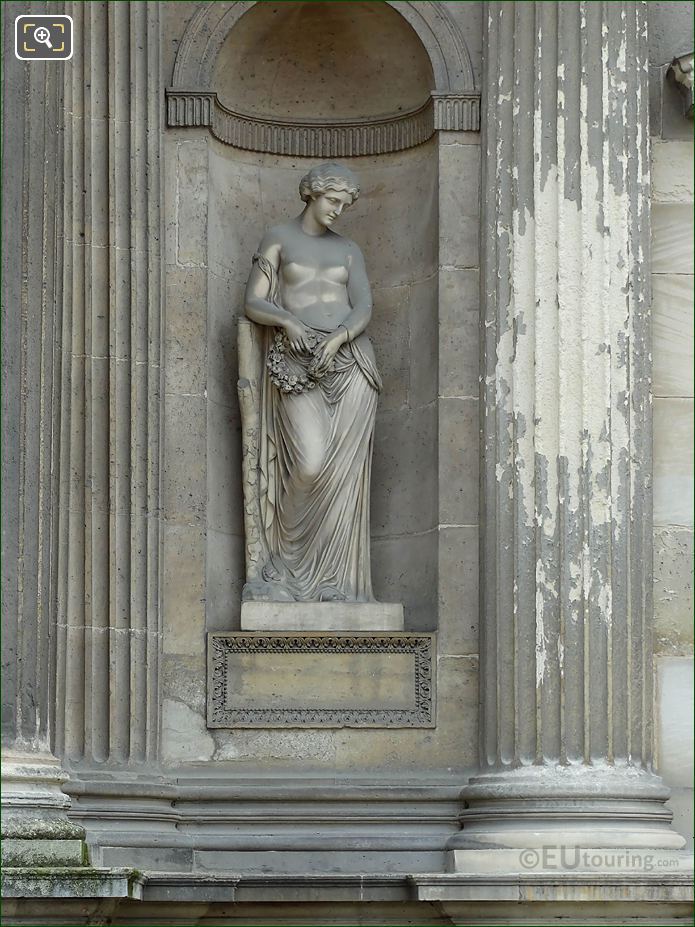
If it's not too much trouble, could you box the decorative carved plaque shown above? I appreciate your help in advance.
[207,633,435,728]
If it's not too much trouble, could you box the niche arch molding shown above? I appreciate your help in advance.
[166,0,480,157]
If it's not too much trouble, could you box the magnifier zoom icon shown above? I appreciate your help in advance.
[34,26,53,48]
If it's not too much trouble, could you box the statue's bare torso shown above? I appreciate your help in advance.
[264,219,356,330]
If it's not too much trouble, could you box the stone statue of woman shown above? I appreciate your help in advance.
[241,163,382,604]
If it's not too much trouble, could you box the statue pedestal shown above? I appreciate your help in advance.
[240,601,404,632]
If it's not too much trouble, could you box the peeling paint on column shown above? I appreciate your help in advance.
[480,2,654,771]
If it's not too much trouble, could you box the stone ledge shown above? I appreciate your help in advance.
[409,870,695,904]
[1,838,84,868]
[4,868,692,905]
[1,820,84,841]
[1,867,143,900]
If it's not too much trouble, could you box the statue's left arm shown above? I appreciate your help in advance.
[343,242,373,341]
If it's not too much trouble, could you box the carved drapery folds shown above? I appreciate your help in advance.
[451,0,684,854]
[54,1,162,766]
[669,52,695,119]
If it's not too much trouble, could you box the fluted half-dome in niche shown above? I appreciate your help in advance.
[212,1,435,122]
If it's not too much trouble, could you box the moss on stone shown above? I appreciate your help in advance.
[1,819,85,840]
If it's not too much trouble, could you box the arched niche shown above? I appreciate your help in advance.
[199,0,441,631]
[161,0,481,769]
[166,0,480,155]
[213,2,435,121]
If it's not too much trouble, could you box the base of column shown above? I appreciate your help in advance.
[449,765,686,852]
[447,847,693,874]
[1,748,85,866]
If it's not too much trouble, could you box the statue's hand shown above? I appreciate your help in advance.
[283,317,313,353]
[313,331,346,376]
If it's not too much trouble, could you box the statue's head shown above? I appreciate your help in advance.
[299,162,360,205]
[298,163,360,231]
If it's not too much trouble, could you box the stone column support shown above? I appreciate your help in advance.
[54,1,163,766]
[453,0,684,854]
[1,0,83,854]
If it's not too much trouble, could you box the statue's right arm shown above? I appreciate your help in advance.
[243,232,293,329]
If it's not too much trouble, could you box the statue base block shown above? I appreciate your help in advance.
[240,601,404,632]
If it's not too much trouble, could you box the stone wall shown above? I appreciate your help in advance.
[648,3,694,851]
[2,2,693,922]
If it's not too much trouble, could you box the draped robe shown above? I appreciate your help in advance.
[252,253,382,602]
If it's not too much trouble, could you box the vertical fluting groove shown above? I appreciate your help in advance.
[624,0,636,765]
[146,0,163,763]
[603,0,628,765]
[611,1,631,763]
[29,54,45,741]
[575,0,594,765]
[623,0,636,766]
[4,0,62,752]
[17,40,32,742]
[480,1,499,769]
[64,0,87,763]
[55,0,161,766]
[49,17,66,748]
[87,0,110,765]
[110,0,132,763]
[639,3,653,770]
[511,0,522,767]
[585,0,604,764]
[54,0,75,759]
[486,2,500,769]
[605,0,625,766]
[495,3,515,767]
[130,0,147,763]
[629,1,652,768]
[532,0,560,763]
[37,45,58,745]
[512,2,537,766]
[2,2,22,747]
[82,0,96,764]
[481,1,653,775]
[556,0,582,767]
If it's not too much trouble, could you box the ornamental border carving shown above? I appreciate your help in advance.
[166,92,441,157]
[207,633,436,728]
[166,91,480,155]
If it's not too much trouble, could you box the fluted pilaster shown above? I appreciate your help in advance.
[1,0,75,834]
[54,1,162,766]
[454,0,683,852]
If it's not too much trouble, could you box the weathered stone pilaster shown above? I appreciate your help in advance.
[453,0,684,853]
[0,0,83,858]
[54,1,163,766]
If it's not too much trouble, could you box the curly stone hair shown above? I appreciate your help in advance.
[298,162,360,205]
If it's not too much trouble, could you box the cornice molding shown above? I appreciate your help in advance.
[432,93,480,131]
[166,90,479,155]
